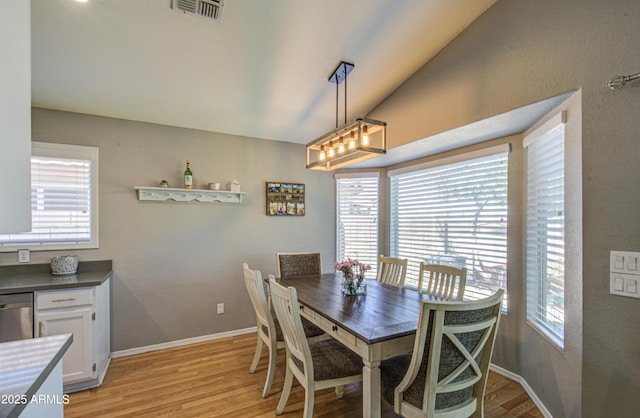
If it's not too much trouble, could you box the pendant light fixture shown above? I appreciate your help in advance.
[306,61,386,170]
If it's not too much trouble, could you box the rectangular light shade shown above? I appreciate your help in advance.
[306,118,386,170]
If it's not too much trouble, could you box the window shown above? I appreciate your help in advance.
[336,173,379,276]
[525,112,566,348]
[0,142,99,251]
[389,144,509,307]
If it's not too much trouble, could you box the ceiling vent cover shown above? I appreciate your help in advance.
[172,0,224,21]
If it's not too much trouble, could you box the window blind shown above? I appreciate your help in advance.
[336,175,379,277]
[0,143,98,250]
[390,150,508,306]
[525,116,565,348]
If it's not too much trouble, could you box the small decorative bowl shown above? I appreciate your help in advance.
[51,255,79,275]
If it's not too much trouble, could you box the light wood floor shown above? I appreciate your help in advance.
[64,333,543,417]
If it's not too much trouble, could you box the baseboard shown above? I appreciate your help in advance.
[110,326,257,359]
[490,363,553,418]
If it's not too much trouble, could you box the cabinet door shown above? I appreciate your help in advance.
[37,308,94,384]
[0,0,32,233]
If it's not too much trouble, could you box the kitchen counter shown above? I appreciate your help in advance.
[0,261,112,294]
[0,333,72,418]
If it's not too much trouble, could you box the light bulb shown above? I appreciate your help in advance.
[362,125,369,146]
[348,131,356,149]
[328,141,335,157]
[338,137,345,153]
[320,145,326,160]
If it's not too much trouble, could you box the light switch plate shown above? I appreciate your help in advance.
[610,273,640,298]
[18,249,30,263]
[610,251,640,299]
[610,251,640,274]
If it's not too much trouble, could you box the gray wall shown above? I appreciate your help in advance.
[368,0,640,417]
[2,0,638,416]
[0,108,336,351]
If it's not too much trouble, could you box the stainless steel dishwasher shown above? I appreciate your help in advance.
[0,293,34,343]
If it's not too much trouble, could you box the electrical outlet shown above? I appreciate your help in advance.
[217,303,224,314]
[18,249,30,263]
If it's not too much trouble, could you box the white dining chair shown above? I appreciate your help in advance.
[380,289,505,418]
[242,263,282,398]
[242,263,324,398]
[418,262,467,301]
[268,275,363,418]
[376,254,408,288]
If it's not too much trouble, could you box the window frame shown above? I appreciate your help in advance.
[0,142,99,252]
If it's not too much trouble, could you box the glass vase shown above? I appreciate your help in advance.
[342,280,367,296]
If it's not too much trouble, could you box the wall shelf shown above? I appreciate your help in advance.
[134,187,245,204]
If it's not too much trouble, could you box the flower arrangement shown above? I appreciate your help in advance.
[336,258,371,295]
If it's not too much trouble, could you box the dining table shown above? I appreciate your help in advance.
[278,273,434,418]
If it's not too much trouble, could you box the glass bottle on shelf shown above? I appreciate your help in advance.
[184,160,193,189]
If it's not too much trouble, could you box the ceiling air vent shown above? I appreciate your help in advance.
[171,0,224,22]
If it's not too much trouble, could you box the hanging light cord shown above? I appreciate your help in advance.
[334,63,349,128]
[335,80,339,129]
[607,71,640,90]
[344,68,348,125]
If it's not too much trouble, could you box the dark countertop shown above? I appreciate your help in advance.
[0,260,112,294]
[0,333,73,418]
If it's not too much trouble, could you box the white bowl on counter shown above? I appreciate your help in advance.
[50,255,79,275]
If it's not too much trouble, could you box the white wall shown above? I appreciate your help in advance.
[0,108,336,351]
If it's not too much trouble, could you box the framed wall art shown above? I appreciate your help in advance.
[266,182,305,216]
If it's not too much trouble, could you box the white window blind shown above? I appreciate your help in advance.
[0,142,99,251]
[336,174,379,277]
[390,147,508,307]
[525,113,566,348]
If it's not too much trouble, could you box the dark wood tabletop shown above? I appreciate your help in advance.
[278,273,433,344]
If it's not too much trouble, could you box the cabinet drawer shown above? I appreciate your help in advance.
[36,288,94,309]
[312,312,357,347]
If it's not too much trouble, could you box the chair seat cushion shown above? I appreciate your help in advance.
[301,317,326,339]
[380,353,412,405]
[265,314,325,341]
[295,339,362,381]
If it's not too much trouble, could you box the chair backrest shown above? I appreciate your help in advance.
[376,254,408,287]
[276,252,322,278]
[418,262,467,301]
[242,263,276,340]
[394,289,505,418]
[268,276,314,382]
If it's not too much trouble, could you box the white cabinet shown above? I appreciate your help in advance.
[35,277,111,392]
[0,0,32,233]
[37,306,93,383]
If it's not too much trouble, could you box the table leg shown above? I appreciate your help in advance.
[362,358,381,418]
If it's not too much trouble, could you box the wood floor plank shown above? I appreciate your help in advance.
[64,333,543,417]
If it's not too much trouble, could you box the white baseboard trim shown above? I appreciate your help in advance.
[490,363,553,418]
[110,326,257,359]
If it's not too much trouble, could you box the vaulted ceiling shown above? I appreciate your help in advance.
[30,0,497,144]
